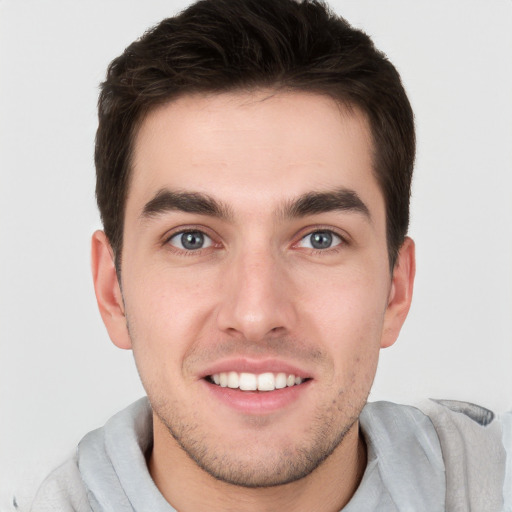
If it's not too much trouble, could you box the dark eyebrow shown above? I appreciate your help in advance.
[140,189,232,220]
[282,188,371,221]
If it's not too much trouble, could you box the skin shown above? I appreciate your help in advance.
[92,90,415,512]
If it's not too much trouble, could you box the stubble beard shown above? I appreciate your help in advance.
[151,388,365,489]
[126,314,373,489]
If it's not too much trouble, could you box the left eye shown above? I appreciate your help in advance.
[297,230,342,250]
[168,230,213,251]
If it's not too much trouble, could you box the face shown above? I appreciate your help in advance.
[93,90,414,488]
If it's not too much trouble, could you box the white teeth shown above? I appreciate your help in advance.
[257,372,275,391]
[275,373,287,389]
[210,371,305,391]
[227,371,239,389]
[239,372,258,390]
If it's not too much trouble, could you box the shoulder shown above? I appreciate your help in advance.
[418,399,510,511]
[364,399,510,512]
[363,398,508,452]
[416,399,506,463]
[27,398,153,512]
[29,455,91,512]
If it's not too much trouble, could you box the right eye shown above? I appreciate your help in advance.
[168,230,213,251]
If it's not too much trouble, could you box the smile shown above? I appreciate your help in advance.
[207,372,307,391]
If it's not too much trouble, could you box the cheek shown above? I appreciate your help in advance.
[297,264,389,373]
[300,262,389,331]
[122,264,221,365]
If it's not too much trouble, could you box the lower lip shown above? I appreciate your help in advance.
[203,379,312,414]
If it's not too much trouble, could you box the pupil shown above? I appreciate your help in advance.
[311,231,332,249]
[181,232,204,250]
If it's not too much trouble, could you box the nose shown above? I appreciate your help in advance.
[216,247,297,342]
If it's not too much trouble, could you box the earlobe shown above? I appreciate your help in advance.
[91,230,132,350]
[380,237,416,349]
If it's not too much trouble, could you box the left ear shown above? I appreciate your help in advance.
[380,236,416,349]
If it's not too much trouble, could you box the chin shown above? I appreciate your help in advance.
[155,401,359,488]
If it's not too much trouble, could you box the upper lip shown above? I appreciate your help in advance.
[199,358,312,380]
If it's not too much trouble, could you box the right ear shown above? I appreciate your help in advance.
[91,230,132,350]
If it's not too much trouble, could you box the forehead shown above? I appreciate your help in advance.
[128,90,382,219]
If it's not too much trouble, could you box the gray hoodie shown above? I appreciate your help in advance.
[29,398,511,512]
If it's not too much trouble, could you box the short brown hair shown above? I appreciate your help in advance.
[95,0,415,271]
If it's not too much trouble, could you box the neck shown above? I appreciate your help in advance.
[149,416,366,512]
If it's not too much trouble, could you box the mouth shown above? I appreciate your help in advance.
[200,359,313,413]
[206,371,310,392]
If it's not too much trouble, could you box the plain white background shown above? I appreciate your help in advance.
[1,0,511,508]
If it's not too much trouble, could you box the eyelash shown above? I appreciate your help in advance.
[163,226,348,255]
[294,227,348,255]
[164,227,218,256]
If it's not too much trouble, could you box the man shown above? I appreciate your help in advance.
[29,0,510,510]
